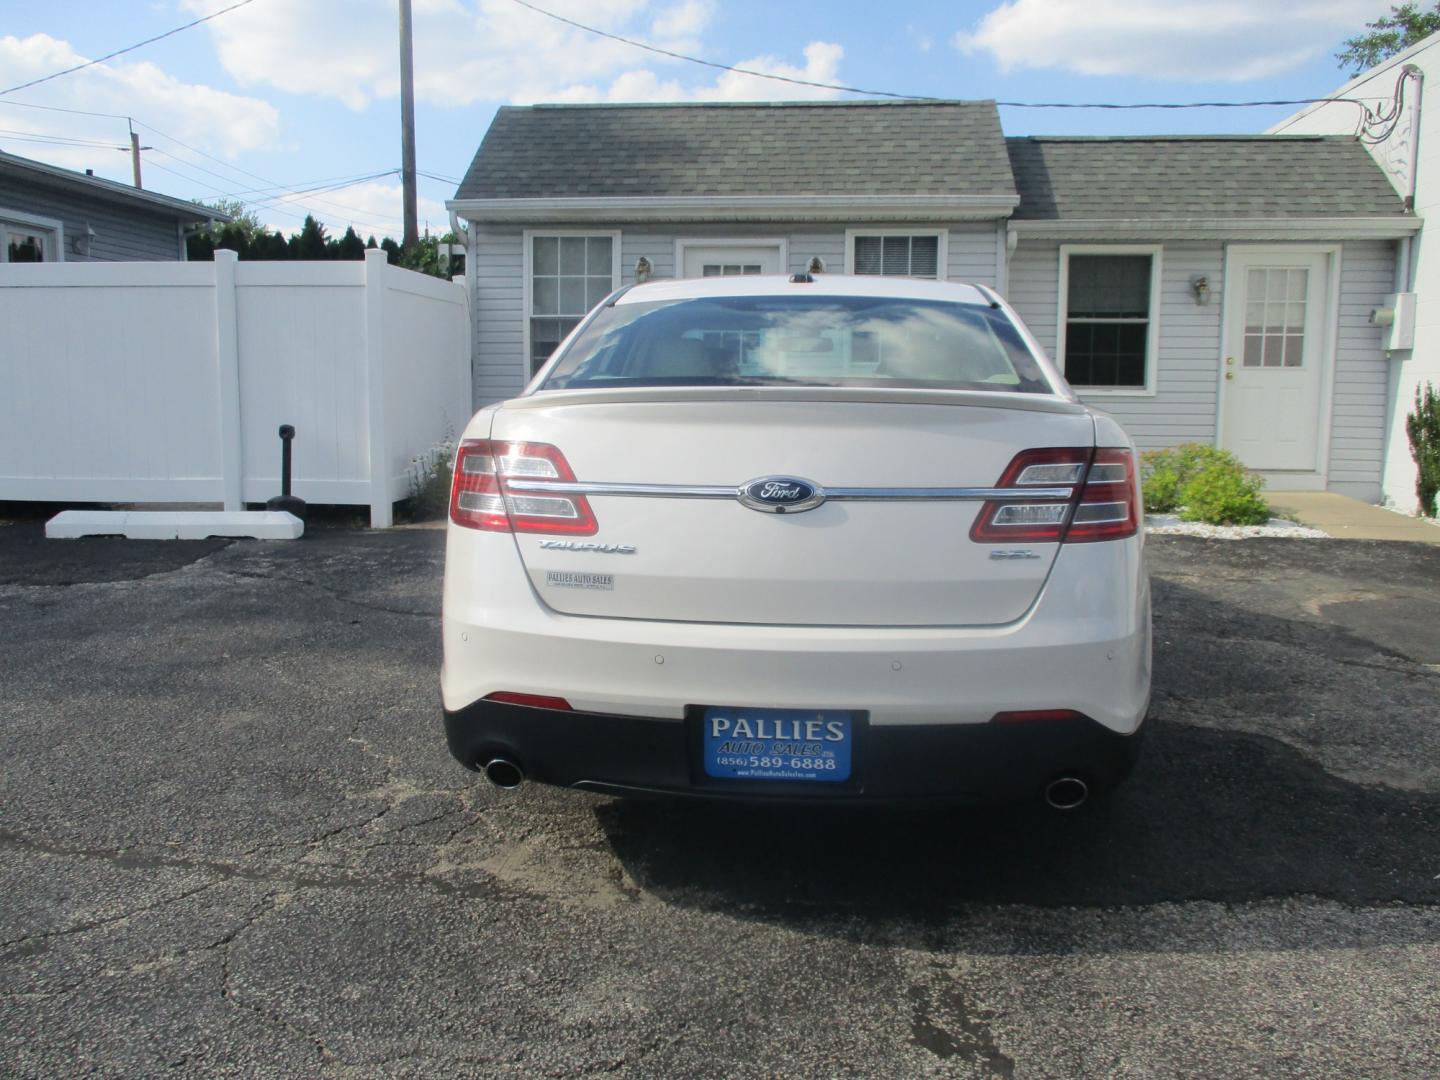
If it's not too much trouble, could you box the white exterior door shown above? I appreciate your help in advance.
[1220,249,1332,473]
[679,241,783,279]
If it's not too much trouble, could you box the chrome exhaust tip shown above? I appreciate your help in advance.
[1044,776,1089,811]
[482,757,524,789]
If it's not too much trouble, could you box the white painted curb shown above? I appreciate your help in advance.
[45,510,304,540]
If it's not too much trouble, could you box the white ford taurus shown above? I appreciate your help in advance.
[441,273,1150,808]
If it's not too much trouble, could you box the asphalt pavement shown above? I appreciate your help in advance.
[1,519,1437,1078]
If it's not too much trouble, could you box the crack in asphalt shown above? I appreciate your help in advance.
[213,890,334,1068]
[0,876,226,954]
[0,828,522,917]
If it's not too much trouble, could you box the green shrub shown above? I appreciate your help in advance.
[1406,382,1440,517]
[1178,462,1271,525]
[1140,443,1247,513]
[1139,442,1272,524]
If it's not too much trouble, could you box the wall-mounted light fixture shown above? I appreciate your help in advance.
[1190,274,1211,306]
[71,223,96,257]
[634,255,652,283]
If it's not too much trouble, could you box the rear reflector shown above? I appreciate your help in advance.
[970,447,1139,544]
[484,691,573,710]
[450,439,598,535]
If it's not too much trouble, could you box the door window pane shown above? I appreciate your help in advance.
[1242,266,1307,370]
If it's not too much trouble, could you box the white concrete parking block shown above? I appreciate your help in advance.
[46,510,304,540]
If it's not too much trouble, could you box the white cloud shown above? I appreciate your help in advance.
[956,0,1381,82]
[182,0,841,106]
[554,40,845,103]
[0,32,278,186]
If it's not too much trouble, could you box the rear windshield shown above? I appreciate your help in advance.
[539,295,1055,394]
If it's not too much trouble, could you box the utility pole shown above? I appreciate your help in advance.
[130,130,143,189]
[398,0,418,251]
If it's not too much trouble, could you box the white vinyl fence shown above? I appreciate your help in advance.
[0,249,471,527]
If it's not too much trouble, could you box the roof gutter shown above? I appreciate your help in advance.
[1007,216,1420,242]
[448,193,1020,225]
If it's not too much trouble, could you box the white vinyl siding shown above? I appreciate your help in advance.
[1328,239,1393,501]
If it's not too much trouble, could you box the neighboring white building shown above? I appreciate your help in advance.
[1273,35,1440,513]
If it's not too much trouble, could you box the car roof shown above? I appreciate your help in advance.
[614,274,994,306]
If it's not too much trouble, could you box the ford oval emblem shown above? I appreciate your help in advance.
[737,476,826,514]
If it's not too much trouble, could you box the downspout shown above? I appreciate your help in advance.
[450,209,476,409]
[1395,65,1422,292]
[1402,64,1423,215]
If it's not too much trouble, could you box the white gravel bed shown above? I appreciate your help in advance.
[1145,514,1328,540]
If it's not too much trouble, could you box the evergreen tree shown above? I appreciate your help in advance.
[290,215,329,260]
[335,226,367,260]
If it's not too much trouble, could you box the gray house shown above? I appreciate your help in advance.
[448,100,1417,501]
[0,149,225,263]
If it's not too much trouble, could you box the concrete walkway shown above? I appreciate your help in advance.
[1267,492,1440,543]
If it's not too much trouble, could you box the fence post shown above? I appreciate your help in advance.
[364,248,393,528]
[213,249,244,512]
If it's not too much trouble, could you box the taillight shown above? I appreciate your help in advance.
[449,439,597,535]
[970,447,1138,544]
[1067,448,1139,542]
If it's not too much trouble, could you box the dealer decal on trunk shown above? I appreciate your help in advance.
[545,571,614,591]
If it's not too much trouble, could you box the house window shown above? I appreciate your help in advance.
[848,232,944,278]
[1060,248,1161,391]
[1,213,61,263]
[528,234,615,374]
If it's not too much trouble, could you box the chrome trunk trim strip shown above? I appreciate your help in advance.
[504,480,1075,502]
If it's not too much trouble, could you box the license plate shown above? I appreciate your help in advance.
[702,707,852,782]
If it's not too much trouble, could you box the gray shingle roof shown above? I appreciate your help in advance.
[455,101,1016,200]
[1006,135,1409,220]
[0,149,229,222]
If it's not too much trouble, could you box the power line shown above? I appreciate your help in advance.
[417,169,461,185]
[135,120,401,224]
[507,0,923,100]
[0,98,132,121]
[1,0,261,97]
[0,127,128,150]
[506,0,1372,115]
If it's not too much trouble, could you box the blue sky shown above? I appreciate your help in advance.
[0,1,1395,239]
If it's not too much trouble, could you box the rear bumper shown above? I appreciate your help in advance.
[444,699,1144,803]
[442,530,1152,733]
